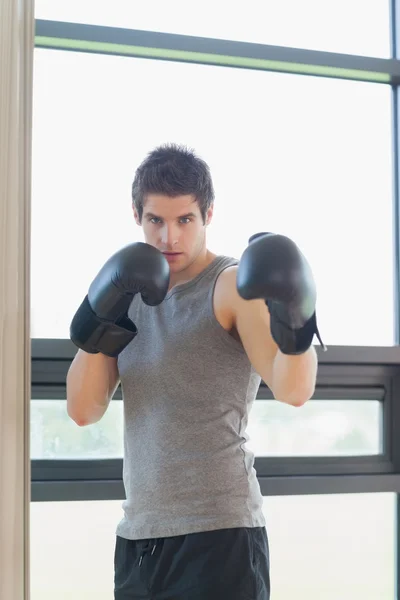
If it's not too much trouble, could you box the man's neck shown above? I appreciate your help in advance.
[169,249,217,290]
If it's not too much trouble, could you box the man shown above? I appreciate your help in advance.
[66,144,323,599]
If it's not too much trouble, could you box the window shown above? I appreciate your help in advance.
[32,49,394,345]
[247,399,383,457]
[30,500,121,600]
[31,395,383,460]
[263,493,396,600]
[34,0,390,58]
[31,399,123,460]
[30,493,396,600]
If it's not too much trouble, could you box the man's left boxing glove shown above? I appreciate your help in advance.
[236,232,325,355]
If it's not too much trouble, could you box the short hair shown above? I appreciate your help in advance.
[132,143,215,223]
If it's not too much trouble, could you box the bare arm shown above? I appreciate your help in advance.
[270,345,317,406]
[221,267,317,406]
[66,349,120,426]
[235,295,317,406]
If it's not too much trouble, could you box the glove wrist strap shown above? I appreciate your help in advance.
[268,306,326,355]
[70,295,137,357]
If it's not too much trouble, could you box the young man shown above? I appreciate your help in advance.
[66,144,322,600]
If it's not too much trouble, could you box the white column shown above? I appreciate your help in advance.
[0,0,35,598]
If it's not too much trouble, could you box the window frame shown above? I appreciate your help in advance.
[31,342,400,500]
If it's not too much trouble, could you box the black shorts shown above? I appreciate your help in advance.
[114,526,270,600]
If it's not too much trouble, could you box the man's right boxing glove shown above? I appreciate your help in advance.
[70,242,170,357]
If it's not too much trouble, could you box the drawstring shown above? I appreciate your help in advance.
[138,539,158,567]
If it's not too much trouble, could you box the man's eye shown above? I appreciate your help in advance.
[150,217,161,224]
[180,218,191,224]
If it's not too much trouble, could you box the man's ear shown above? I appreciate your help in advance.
[132,204,141,226]
[205,203,214,226]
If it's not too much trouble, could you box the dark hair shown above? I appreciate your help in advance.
[132,143,215,223]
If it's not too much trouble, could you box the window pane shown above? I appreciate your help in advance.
[263,493,396,600]
[30,494,396,600]
[34,0,390,58]
[247,400,382,457]
[30,500,120,600]
[31,49,394,345]
[31,400,123,459]
[31,398,382,459]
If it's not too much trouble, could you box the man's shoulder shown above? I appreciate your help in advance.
[215,263,238,289]
[213,264,240,329]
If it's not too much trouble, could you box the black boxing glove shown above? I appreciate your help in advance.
[236,232,325,355]
[70,242,170,357]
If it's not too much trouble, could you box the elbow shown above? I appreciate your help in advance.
[275,382,315,407]
[290,380,316,406]
[66,395,105,426]
[66,393,92,427]
[72,416,90,427]
[278,393,311,408]
[68,412,93,427]
[288,393,311,407]
[66,403,89,427]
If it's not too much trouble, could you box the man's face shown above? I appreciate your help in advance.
[133,194,213,273]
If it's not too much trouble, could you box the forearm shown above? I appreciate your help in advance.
[66,349,119,426]
[271,345,317,406]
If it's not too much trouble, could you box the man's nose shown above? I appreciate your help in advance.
[160,224,178,247]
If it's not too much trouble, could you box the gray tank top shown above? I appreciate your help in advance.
[116,255,265,540]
